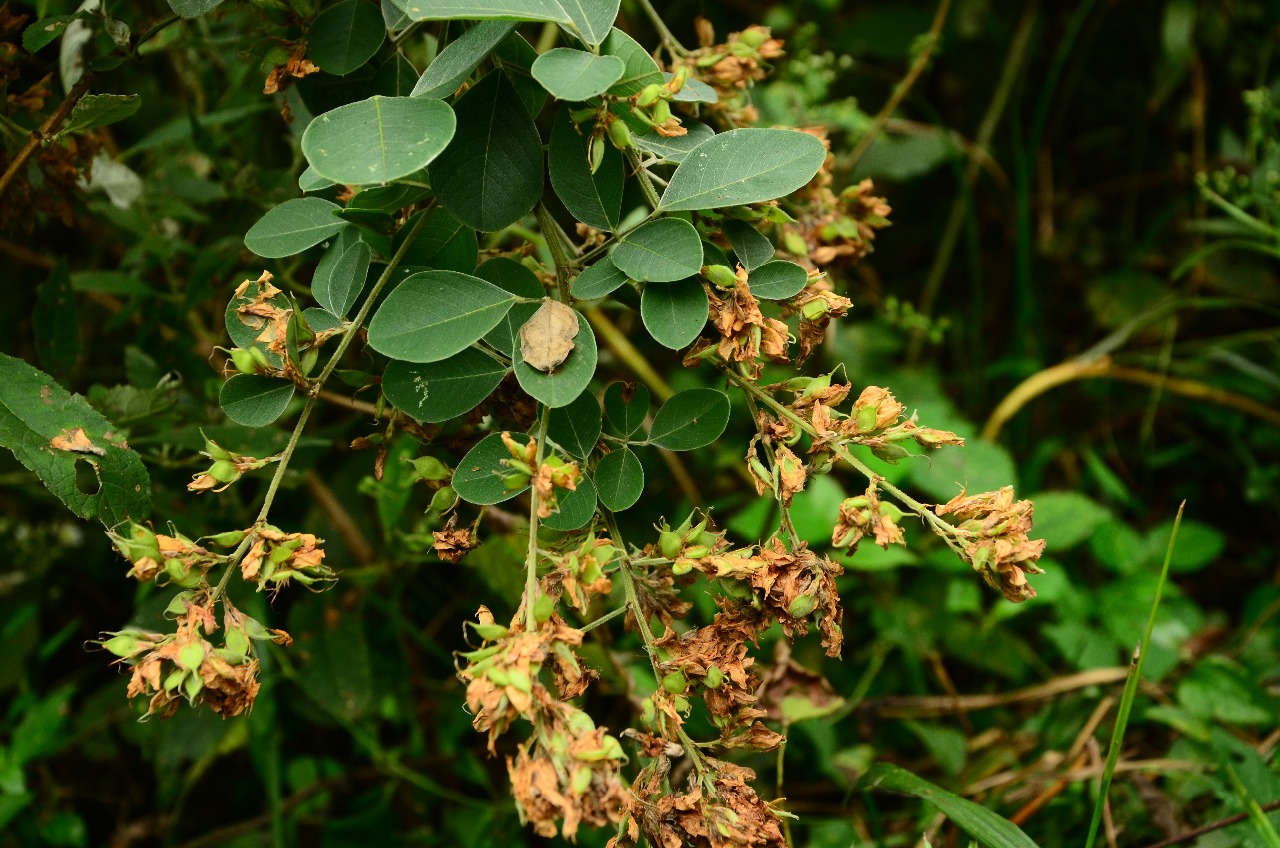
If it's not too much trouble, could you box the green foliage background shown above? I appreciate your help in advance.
[1,0,1278,846]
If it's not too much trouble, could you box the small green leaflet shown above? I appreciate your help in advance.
[647,388,730,451]
[412,21,517,99]
[58,94,141,138]
[382,349,507,423]
[610,217,703,283]
[601,27,662,95]
[549,107,623,231]
[454,431,531,505]
[594,447,643,511]
[748,260,808,300]
[0,354,151,527]
[658,128,828,212]
[367,270,516,363]
[723,219,775,271]
[302,96,456,186]
[547,391,602,458]
[860,764,1042,848]
[633,121,714,164]
[603,381,648,437]
[532,49,624,101]
[641,277,708,350]
[542,476,598,531]
[308,0,386,76]
[428,71,543,232]
[313,237,371,317]
[514,313,597,408]
[572,258,630,300]
[23,16,77,53]
[390,0,620,48]
[220,375,296,428]
[244,198,348,259]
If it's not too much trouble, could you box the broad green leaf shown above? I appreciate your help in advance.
[0,353,151,526]
[633,121,715,163]
[412,21,517,99]
[348,181,431,214]
[454,431,531,505]
[302,96,456,186]
[299,166,336,193]
[514,313,597,408]
[58,94,140,137]
[549,108,623,231]
[391,0,618,47]
[1031,492,1111,551]
[302,308,342,332]
[594,447,643,511]
[548,391,602,457]
[166,0,226,18]
[641,277,708,349]
[476,257,544,355]
[532,49,624,101]
[748,259,808,300]
[382,349,507,423]
[724,220,775,271]
[382,0,411,31]
[648,388,730,451]
[1090,520,1147,575]
[23,16,77,53]
[370,53,420,97]
[34,260,78,379]
[561,0,621,47]
[542,475,598,531]
[1145,519,1224,573]
[308,0,386,76]
[244,198,347,259]
[396,207,479,272]
[219,376,295,428]
[314,238,371,318]
[659,128,827,212]
[861,764,1041,848]
[610,218,703,282]
[428,71,543,232]
[603,381,649,437]
[493,33,547,120]
[367,270,516,363]
[601,28,661,95]
[572,258,630,299]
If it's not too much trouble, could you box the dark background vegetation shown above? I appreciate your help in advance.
[2,1,1278,846]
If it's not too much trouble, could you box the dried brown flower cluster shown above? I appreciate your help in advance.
[239,525,333,591]
[499,430,583,519]
[937,487,1046,602]
[684,19,785,125]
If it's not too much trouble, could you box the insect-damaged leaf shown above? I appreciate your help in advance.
[519,299,579,373]
[382,349,507,423]
[514,313,597,408]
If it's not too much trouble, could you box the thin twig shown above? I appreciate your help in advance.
[1140,801,1280,848]
[0,74,95,200]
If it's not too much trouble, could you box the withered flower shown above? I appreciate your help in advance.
[239,526,333,592]
[832,483,906,551]
[936,486,1046,602]
[706,272,790,375]
[433,514,478,563]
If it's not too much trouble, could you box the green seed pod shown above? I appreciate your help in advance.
[870,442,911,464]
[469,622,510,641]
[588,129,607,175]
[650,99,672,125]
[248,346,272,370]
[606,117,633,150]
[506,667,533,694]
[800,298,829,321]
[668,64,690,93]
[695,50,728,68]
[855,404,879,433]
[682,545,711,559]
[101,633,144,658]
[703,665,725,689]
[486,666,512,687]
[533,593,555,624]
[429,486,459,514]
[409,455,451,482]
[738,28,768,49]
[787,594,817,618]
[702,264,739,288]
[163,668,187,692]
[782,230,809,257]
[658,530,683,560]
[671,558,694,576]
[729,40,756,57]
[636,82,664,107]
[300,347,319,376]
[268,545,294,564]
[206,529,246,547]
[878,502,905,522]
[208,459,240,484]
[661,670,687,694]
[230,348,260,375]
[572,765,593,796]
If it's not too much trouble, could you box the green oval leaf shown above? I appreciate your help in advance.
[641,277,708,349]
[219,375,295,428]
[413,21,517,99]
[549,107,623,231]
[542,475,598,531]
[367,270,517,363]
[532,49,624,101]
[594,446,643,511]
[610,217,703,283]
[601,27,661,95]
[860,764,1041,848]
[724,220,775,271]
[648,388,730,451]
[166,0,226,18]
[308,0,386,76]
[603,381,649,437]
[396,206,479,273]
[299,166,337,192]
[428,71,543,232]
[633,120,714,164]
[748,259,808,300]
[302,96,456,186]
[391,0,619,48]
[0,353,151,526]
[244,198,347,259]
[658,128,827,212]
[314,238,371,317]
[382,348,507,422]
[59,93,141,137]
[548,390,602,458]
[453,431,530,505]
[371,53,419,97]
[514,313,597,408]
[572,258,630,300]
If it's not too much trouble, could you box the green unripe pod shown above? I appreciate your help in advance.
[787,594,817,618]
[783,230,809,257]
[208,460,240,484]
[230,348,260,375]
[533,593,555,624]
[800,298,829,321]
[738,28,768,49]
[409,455,451,482]
[429,486,458,514]
[870,442,911,463]
[206,529,246,547]
[658,530,683,560]
[703,264,739,288]
[606,118,633,150]
[682,545,711,559]
[650,99,672,125]
[704,665,725,689]
[469,622,510,641]
[662,670,687,694]
[855,404,879,433]
[636,83,664,107]
[571,765,593,796]
[588,130,606,175]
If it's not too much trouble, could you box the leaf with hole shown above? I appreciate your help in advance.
[594,447,643,511]
[610,218,703,283]
[313,238,371,318]
[542,475,597,531]
[514,313,597,408]
[532,49,624,101]
[382,349,507,423]
[308,0,386,76]
[572,258,629,300]
[0,353,151,526]
[245,198,347,259]
[519,300,580,373]
[453,431,530,505]
[641,277,707,349]
[724,220,774,271]
[647,388,730,451]
[549,107,623,231]
[412,21,516,99]
[23,16,77,53]
[748,260,808,300]
[302,96,456,186]
[367,270,516,363]
[659,128,827,212]
[548,391,601,458]
[219,375,295,428]
[428,71,543,232]
[603,382,648,437]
